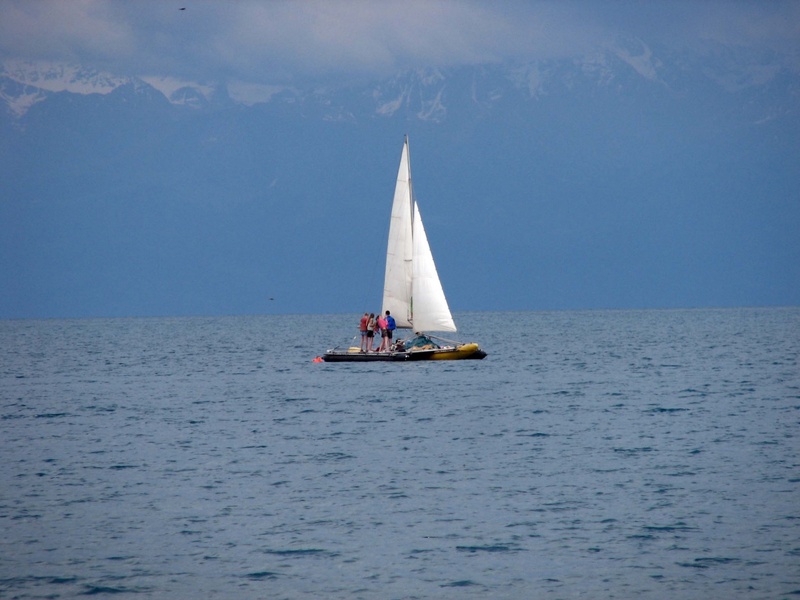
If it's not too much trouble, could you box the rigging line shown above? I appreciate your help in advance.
[428,334,463,345]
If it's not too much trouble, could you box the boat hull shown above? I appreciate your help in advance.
[320,343,486,362]
[407,342,487,361]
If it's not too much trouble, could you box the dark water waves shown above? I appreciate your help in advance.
[1,308,798,599]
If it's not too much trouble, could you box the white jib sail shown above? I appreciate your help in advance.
[411,201,457,333]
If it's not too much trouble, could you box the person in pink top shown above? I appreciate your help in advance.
[376,313,388,351]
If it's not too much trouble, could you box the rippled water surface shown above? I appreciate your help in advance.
[1,308,799,599]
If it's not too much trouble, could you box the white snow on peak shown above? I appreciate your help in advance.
[612,40,660,81]
[375,87,409,116]
[139,75,215,103]
[2,59,129,95]
[0,85,46,118]
[417,87,447,122]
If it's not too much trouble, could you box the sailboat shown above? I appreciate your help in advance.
[321,136,486,362]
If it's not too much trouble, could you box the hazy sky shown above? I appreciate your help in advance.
[2,0,799,86]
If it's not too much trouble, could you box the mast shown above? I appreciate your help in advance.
[406,135,415,326]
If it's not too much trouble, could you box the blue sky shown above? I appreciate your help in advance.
[1,1,799,319]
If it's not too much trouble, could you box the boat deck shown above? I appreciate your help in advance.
[322,350,410,362]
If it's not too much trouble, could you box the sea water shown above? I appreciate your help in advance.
[1,308,798,599]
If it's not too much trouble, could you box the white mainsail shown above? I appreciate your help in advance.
[382,137,457,333]
[382,138,414,327]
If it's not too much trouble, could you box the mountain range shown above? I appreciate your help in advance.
[2,39,798,318]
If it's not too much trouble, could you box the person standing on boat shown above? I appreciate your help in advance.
[365,313,377,352]
[376,313,388,352]
[383,310,396,351]
[359,312,369,351]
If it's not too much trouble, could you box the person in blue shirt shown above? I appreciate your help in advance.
[382,310,397,351]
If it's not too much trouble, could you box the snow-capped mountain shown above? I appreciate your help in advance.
[1,60,130,117]
[0,60,232,117]
[2,38,795,124]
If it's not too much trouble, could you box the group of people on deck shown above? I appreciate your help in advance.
[359,310,397,352]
